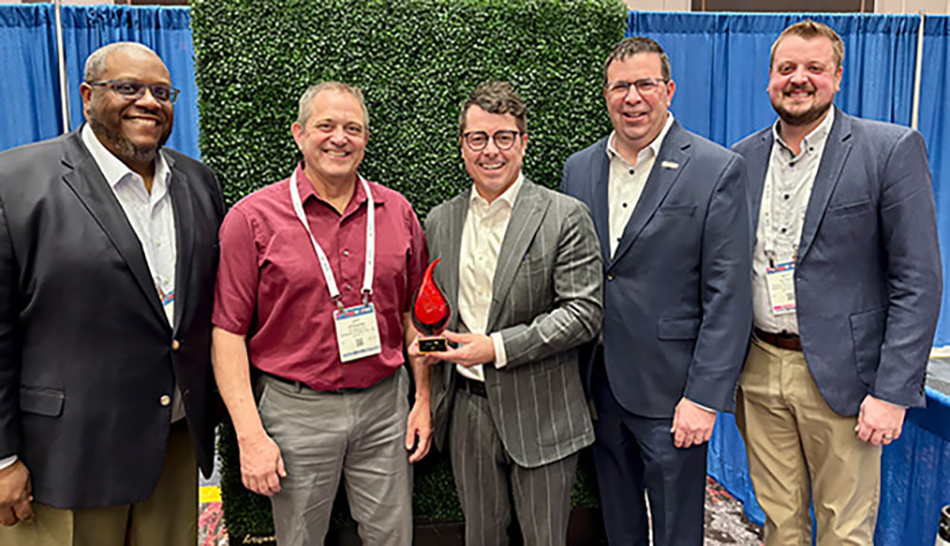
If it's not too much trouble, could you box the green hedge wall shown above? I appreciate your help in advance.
[192,0,625,541]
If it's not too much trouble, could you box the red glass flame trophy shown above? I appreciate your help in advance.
[412,257,451,353]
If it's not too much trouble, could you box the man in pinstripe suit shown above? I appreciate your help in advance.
[409,81,603,546]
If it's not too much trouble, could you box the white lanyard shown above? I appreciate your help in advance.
[289,169,375,308]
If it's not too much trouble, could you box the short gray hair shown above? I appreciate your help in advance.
[296,82,369,132]
[84,42,158,82]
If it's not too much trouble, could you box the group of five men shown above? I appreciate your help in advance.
[0,18,940,546]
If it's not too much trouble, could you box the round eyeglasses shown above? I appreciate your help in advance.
[462,130,523,151]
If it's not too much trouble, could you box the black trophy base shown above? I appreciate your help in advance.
[418,336,448,353]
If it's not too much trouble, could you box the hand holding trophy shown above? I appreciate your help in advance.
[412,257,451,353]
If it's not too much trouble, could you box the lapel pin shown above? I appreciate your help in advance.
[661,161,679,170]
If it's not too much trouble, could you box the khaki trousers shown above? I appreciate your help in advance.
[0,420,197,546]
[736,336,881,546]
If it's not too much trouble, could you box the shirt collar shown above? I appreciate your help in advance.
[470,172,524,211]
[294,162,383,210]
[81,123,170,190]
[772,107,835,157]
[606,113,675,164]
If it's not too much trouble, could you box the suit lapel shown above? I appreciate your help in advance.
[610,121,690,267]
[798,109,853,262]
[60,133,168,327]
[590,139,612,263]
[486,181,547,332]
[747,131,773,235]
[441,192,469,333]
[167,155,194,333]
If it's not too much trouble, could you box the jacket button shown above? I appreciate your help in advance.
[606,273,616,281]
[171,339,181,351]
[160,394,171,407]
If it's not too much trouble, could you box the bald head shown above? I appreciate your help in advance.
[84,42,162,83]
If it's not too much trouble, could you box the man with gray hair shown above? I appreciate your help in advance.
[212,81,432,545]
[0,42,224,545]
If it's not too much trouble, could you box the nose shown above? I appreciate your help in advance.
[135,87,162,109]
[623,85,644,103]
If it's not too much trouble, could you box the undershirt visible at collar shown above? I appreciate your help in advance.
[606,113,675,165]
[80,123,170,190]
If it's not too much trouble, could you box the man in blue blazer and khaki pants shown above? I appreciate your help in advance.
[732,20,941,545]
[561,37,752,545]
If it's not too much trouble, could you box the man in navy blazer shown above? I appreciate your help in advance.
[561,37,752,546]
[732,21,941,545]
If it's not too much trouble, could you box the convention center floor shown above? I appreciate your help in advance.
[197,358,950,545]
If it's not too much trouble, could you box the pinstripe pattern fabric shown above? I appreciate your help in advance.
[450,390,578,546]
[425,179,601,544]
[426,180,602,468]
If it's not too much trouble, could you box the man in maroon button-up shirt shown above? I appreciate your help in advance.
[211,82,431,546]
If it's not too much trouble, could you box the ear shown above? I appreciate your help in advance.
[291,122,305,149]
[79,82,93,118]
[834,65,843,93]
[665,79,676,106]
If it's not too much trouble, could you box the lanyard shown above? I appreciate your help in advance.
[289,169,375,308]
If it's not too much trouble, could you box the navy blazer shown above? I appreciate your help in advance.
[562,120,753,418]
[0,130,225,509]
[733,108,942,415]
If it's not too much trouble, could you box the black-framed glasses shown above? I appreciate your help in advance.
[87,79,180,104]
[462,130,523,151]
[606,78,668,97]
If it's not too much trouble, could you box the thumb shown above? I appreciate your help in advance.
[276,451,287,478]
[442,330,465,342]
[405,422,416,450]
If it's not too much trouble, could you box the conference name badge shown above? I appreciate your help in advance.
[766,261,796,315]
[334,303,382,363]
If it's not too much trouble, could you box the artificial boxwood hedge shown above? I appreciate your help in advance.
[191,0,626,541]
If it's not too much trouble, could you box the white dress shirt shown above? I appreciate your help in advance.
[606,114,674,258]
[752,109,835,334]
[455,174,524,382]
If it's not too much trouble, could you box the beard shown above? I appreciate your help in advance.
[771,86,834,127]
[88,110,171,166]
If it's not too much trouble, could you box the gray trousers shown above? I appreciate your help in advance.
[258,367,412,546]
[449,388,579,546]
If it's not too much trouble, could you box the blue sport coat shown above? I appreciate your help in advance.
[733,107,942,415]
[562,120,753,418]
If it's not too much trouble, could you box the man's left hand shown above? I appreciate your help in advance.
[671,398,717,449]
[856,394,905,446]
[425,331,495,368]
[405,398,433,463]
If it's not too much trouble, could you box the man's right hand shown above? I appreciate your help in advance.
[0,460,33,526]
[238,432,286,497]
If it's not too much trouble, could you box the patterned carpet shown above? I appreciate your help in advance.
[198,476,763,545]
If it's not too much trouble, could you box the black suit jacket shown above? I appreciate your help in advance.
[0,129,225,509]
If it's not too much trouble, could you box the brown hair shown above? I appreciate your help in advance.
[458,81,527,135]
[603,36,671,86]
[771,20,844,69]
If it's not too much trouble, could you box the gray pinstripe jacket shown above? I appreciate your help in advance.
[425,179,603,468]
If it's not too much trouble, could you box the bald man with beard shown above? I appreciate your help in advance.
[0,42,224,545]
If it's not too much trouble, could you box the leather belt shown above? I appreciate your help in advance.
[456,374,488,398]
[754,328,802,352]
[261,371,366,394]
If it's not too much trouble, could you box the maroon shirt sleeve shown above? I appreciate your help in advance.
[213,207,260,336]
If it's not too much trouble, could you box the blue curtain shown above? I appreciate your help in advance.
[627,12,919,147]
[920,16,950,346]
[0,5,61,151]
[0,5,199,159]
[59,5,199,159]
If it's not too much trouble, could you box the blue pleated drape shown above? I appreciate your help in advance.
[0,5,61,151]
[0,5,199,158]
[627,12,919,147]
[920,16,950,348]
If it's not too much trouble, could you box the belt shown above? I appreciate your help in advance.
[456,374,487,398]
[261,371,367,394]
[754,328,802,352]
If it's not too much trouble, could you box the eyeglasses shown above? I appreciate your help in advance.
[462,130,523,151]
[606,78,668,97]
[87,79,180,104]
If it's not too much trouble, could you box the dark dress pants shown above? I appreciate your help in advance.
[590,358,707,546]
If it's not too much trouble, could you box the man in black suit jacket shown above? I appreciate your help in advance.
[0,43,224,545]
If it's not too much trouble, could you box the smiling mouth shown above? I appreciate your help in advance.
[622,112,647,121]
[479,162,505,171]
[325,150,350,158]
[126,116,162,126]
